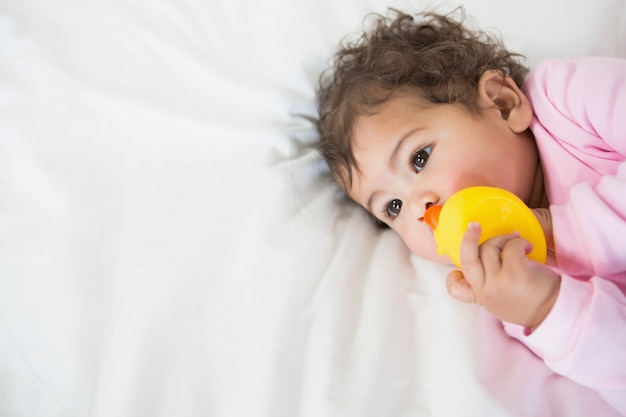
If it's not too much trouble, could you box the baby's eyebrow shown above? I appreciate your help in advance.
[389,128,419,167]
[366,191,381,214]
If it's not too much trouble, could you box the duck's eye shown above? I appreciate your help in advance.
[411,146,431,172]
[385,199,402,218]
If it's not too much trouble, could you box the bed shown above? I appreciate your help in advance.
[1,0,625,416]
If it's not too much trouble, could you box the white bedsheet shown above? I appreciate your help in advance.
[1,0,625,416]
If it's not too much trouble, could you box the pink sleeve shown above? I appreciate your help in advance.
[551,162,626,278]
[520,276,626,415]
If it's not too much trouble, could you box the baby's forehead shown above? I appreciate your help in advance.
[344,166,367,204]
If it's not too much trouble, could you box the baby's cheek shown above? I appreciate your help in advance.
[400,228,448,264]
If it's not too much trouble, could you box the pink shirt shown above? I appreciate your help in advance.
[504,57,626,414]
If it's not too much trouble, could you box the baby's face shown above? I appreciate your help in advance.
[347,90,539,263]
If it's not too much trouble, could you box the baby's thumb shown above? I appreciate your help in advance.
[446,270,477,304]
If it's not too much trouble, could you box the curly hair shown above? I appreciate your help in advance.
[317,7,529,191]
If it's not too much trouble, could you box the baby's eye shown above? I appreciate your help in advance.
[411,146,431,172]
[385,199,402,218]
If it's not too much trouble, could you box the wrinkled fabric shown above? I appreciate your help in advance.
[506,57,626,415]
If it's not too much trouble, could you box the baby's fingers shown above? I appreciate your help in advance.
[479,231,522,274]
[458,222,484,282]
[446,270,476,304]
[500,236,533,264]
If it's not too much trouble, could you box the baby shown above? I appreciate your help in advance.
[316,8,626,414]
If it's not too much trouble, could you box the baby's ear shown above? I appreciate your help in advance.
[478,70,532,133]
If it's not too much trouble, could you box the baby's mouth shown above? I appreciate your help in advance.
[421,220,435,237]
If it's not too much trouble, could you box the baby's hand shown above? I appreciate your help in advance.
[531,207,554,250]
[446,222,560,329]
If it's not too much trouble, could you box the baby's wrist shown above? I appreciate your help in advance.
[530,207,554,250]
[526,277,561,331]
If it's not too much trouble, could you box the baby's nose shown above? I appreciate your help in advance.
[409,192,437,220]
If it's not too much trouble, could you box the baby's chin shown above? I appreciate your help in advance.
[410,245,454,266]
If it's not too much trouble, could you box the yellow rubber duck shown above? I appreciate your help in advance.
[424,186,547,268]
